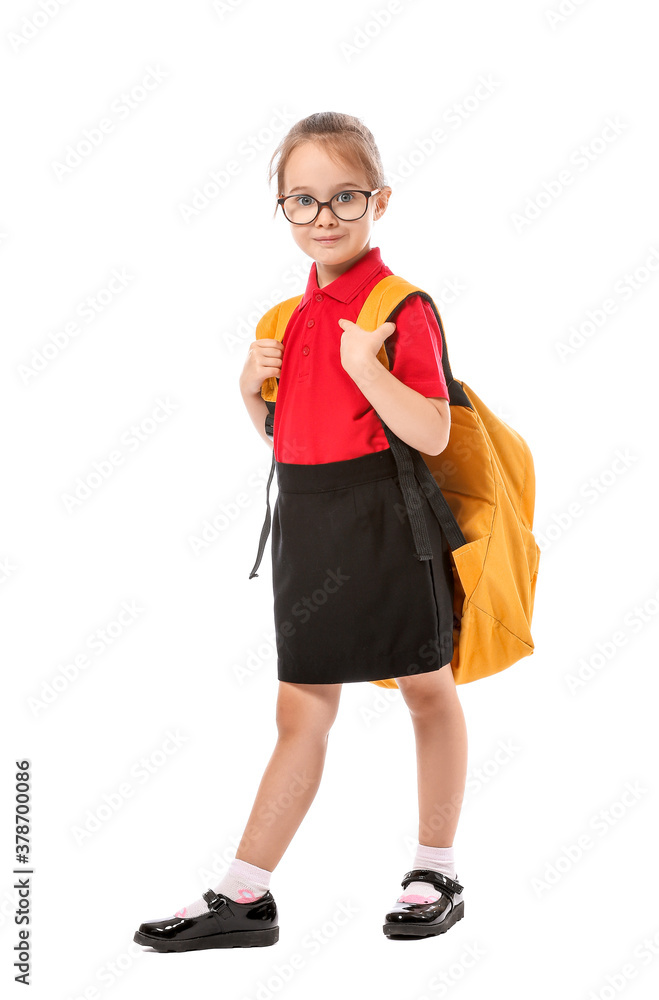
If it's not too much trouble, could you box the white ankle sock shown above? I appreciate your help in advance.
[397,843,458,904]
[174,858,272,918]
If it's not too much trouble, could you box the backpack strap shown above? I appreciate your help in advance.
[257,295,302,402]
[249,295,300,578]
[356,275,469,408]
[356,277,468,559]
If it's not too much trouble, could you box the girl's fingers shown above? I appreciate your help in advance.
[255,342,283,356]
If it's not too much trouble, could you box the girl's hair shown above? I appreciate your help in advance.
[267,111,386,219]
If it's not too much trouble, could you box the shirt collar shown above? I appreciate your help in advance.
[298,246,385,310]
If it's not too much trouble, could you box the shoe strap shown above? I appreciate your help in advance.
[203,889,233,920]
[400,868,464,897]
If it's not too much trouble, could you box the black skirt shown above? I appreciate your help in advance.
[271,447,454,685]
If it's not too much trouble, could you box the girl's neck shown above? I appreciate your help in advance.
[315,243,372,288]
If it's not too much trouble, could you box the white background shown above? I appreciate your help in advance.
[2,0,658,998]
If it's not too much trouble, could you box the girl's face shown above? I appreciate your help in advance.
[280,141,391,284]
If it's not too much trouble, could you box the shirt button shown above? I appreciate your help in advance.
[307,319,315,328]
[302,345,310,356]
[315,293,323,302]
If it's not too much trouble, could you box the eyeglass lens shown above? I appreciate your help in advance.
[283,191,368,224]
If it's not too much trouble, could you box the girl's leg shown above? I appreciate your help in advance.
[234,680,342,872]
[394,665,467,847]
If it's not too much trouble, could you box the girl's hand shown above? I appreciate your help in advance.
[337,318,396,382]
[240,337,284,395]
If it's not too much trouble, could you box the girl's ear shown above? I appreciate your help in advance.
[374,187,392,220]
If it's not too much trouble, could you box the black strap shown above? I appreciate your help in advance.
[387,291,472,412]
[380,420,433,561]
[400,868,464,896]
[380,419,467,558]
[408,444,467,552]
[248,446,276,579]
[202,889,232,920]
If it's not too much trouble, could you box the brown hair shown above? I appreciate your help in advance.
[266,111,386,219]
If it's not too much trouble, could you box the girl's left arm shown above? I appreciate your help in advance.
[338,316,450,456]
[345,350,450,456]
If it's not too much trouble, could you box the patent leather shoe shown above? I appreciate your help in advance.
[133,888,279,951]
[383,868,464,939]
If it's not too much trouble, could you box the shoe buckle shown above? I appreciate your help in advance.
[401,868,464,897]
[203,889,232,920]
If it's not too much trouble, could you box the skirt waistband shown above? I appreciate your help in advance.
[275,447,398,493]
[248,431,467,581]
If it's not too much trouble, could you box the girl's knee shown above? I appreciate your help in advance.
[275,681,341,738]
[395,666,457,715]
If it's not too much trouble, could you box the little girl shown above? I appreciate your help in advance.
[134,111,468,951]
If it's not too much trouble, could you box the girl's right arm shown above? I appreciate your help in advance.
[239,385,273,449]
[239,337,284,449]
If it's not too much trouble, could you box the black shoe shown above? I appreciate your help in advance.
[383,869,464,939]
[133,889,279,951]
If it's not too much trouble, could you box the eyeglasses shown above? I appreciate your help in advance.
[277,189,381,225]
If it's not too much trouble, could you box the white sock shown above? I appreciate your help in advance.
[397,843,458,903]
[173,858,272,918]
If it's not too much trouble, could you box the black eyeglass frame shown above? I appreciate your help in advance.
[277,188,382,225]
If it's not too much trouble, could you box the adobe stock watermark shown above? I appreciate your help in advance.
[178,107,295,223]
[187,461,272,556]
[52,66,169,179]
[536,447,637,553]
[432,275,469,309]
[192,834,243,887]
[555,245,659,362]
[61,396,179,512]
[169,833,271,914]
[510,116,628,234]
[386,75,502,191]
[0,884,24,931]
[466,738,521,798]
[235,770,317,859]
[585,925,659,1000]
[17,268,134,385]
[340,0,419,62]
[415,790,466,846]
[0,557,18,586]
[238,900,359,1000]
[398,741,520,848]
[232,629,278,684]
[360,684,401,726]
[163,833,254,917]
[532,780,648,897]
[7,0,73,53]
[545,0,592,30]
[26,600,145,717]
[275,568,351,644]
[70,730,190,846]
[63,938,149,998]
[565,581,659,694]
[356,575,465,726]
[411,943,487,1000]
[211,0,248,18]
[222,262,309,353]
[398,742,521,851]
[360,648,463,727]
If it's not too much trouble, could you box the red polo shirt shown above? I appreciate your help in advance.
[273,245,449,465]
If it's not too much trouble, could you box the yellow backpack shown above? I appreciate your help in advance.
[249,275,541,687]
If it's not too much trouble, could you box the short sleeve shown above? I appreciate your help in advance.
[387,294,449,400]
